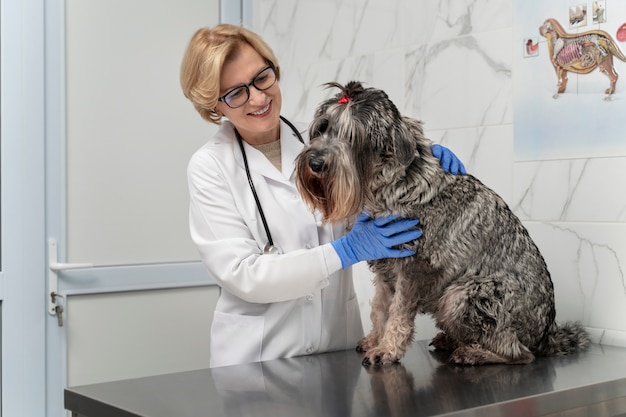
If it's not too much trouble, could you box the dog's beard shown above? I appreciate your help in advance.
[296,150,363,223]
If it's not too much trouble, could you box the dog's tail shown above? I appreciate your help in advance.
[535,321,590,356]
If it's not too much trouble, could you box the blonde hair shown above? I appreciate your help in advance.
[180,24,281,124]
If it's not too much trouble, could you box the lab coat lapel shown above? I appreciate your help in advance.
[230,119,307,184]
[235,139,283,183]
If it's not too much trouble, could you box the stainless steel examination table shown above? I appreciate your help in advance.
[65,340,626,417]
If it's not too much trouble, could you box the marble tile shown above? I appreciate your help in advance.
[597,328,626,348]
[251,0,403,70]
[585,327,626,348]
[406,29,512,130]
[513,158,626,222]
[524,222,626,333]
[427,125,514,203]
[279,50,405,123]
[405,0,513,42]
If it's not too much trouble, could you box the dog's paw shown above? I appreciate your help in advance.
[449,351,479,366]
[449,344,486,366]
[360,348,402,366]
[430,332,457,351]
[449,344,512,366]
[356,335,378,353]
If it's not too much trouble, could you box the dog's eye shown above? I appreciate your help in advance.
[311,118,329,138]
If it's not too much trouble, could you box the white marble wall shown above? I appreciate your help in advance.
[249,0,626,347]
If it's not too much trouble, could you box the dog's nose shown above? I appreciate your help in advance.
[309,157,325,173]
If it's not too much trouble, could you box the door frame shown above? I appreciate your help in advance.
[1,0,48,416]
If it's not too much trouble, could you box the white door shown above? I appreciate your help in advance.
[45,0,222,415]
[4,1,252,416]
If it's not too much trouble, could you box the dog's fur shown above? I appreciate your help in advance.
[296,81,590,366]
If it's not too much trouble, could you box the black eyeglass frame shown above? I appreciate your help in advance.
[218,63,277,109]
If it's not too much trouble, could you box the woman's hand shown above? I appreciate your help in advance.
[331,213,422,269]
[432,144,466,175]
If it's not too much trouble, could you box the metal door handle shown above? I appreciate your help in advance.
[48,238,93,318]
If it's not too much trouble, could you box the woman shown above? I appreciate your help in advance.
[180,24,465,368]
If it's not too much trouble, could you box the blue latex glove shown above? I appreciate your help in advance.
[431,144,466,175]
[331,213,422,269]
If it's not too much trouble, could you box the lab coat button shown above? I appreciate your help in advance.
[305,293,314,302]
[306,347,314,354]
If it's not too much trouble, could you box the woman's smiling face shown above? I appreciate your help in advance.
[216,42,282,145]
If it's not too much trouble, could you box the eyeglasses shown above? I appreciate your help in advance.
[218,65,277,108]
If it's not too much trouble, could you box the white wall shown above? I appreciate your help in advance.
[249,0,626,347]
[65,0,218,266]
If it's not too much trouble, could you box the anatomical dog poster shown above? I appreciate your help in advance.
[513,0,626,160]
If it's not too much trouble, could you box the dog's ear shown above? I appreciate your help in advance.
[391,123,416,167]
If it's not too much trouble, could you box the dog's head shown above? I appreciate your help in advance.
[539,19,556,39]
[296,81,427,223]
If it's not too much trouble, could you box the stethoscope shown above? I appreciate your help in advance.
[234,115,305,255]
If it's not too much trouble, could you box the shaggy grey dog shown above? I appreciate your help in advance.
[295,81,589,366]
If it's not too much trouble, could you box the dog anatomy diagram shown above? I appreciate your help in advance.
[539,18,626,98]
[514,0,626,160]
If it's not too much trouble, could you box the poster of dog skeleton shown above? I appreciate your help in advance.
[514,0,626,160]
[296,81,589,365]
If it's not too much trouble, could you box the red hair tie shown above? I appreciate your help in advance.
[338,94,352,104]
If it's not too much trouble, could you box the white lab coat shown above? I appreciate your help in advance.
[187,118,364,368]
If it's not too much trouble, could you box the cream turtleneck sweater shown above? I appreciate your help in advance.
[252,139,282,171]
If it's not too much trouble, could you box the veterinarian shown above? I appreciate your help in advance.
[180,24,466,368]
